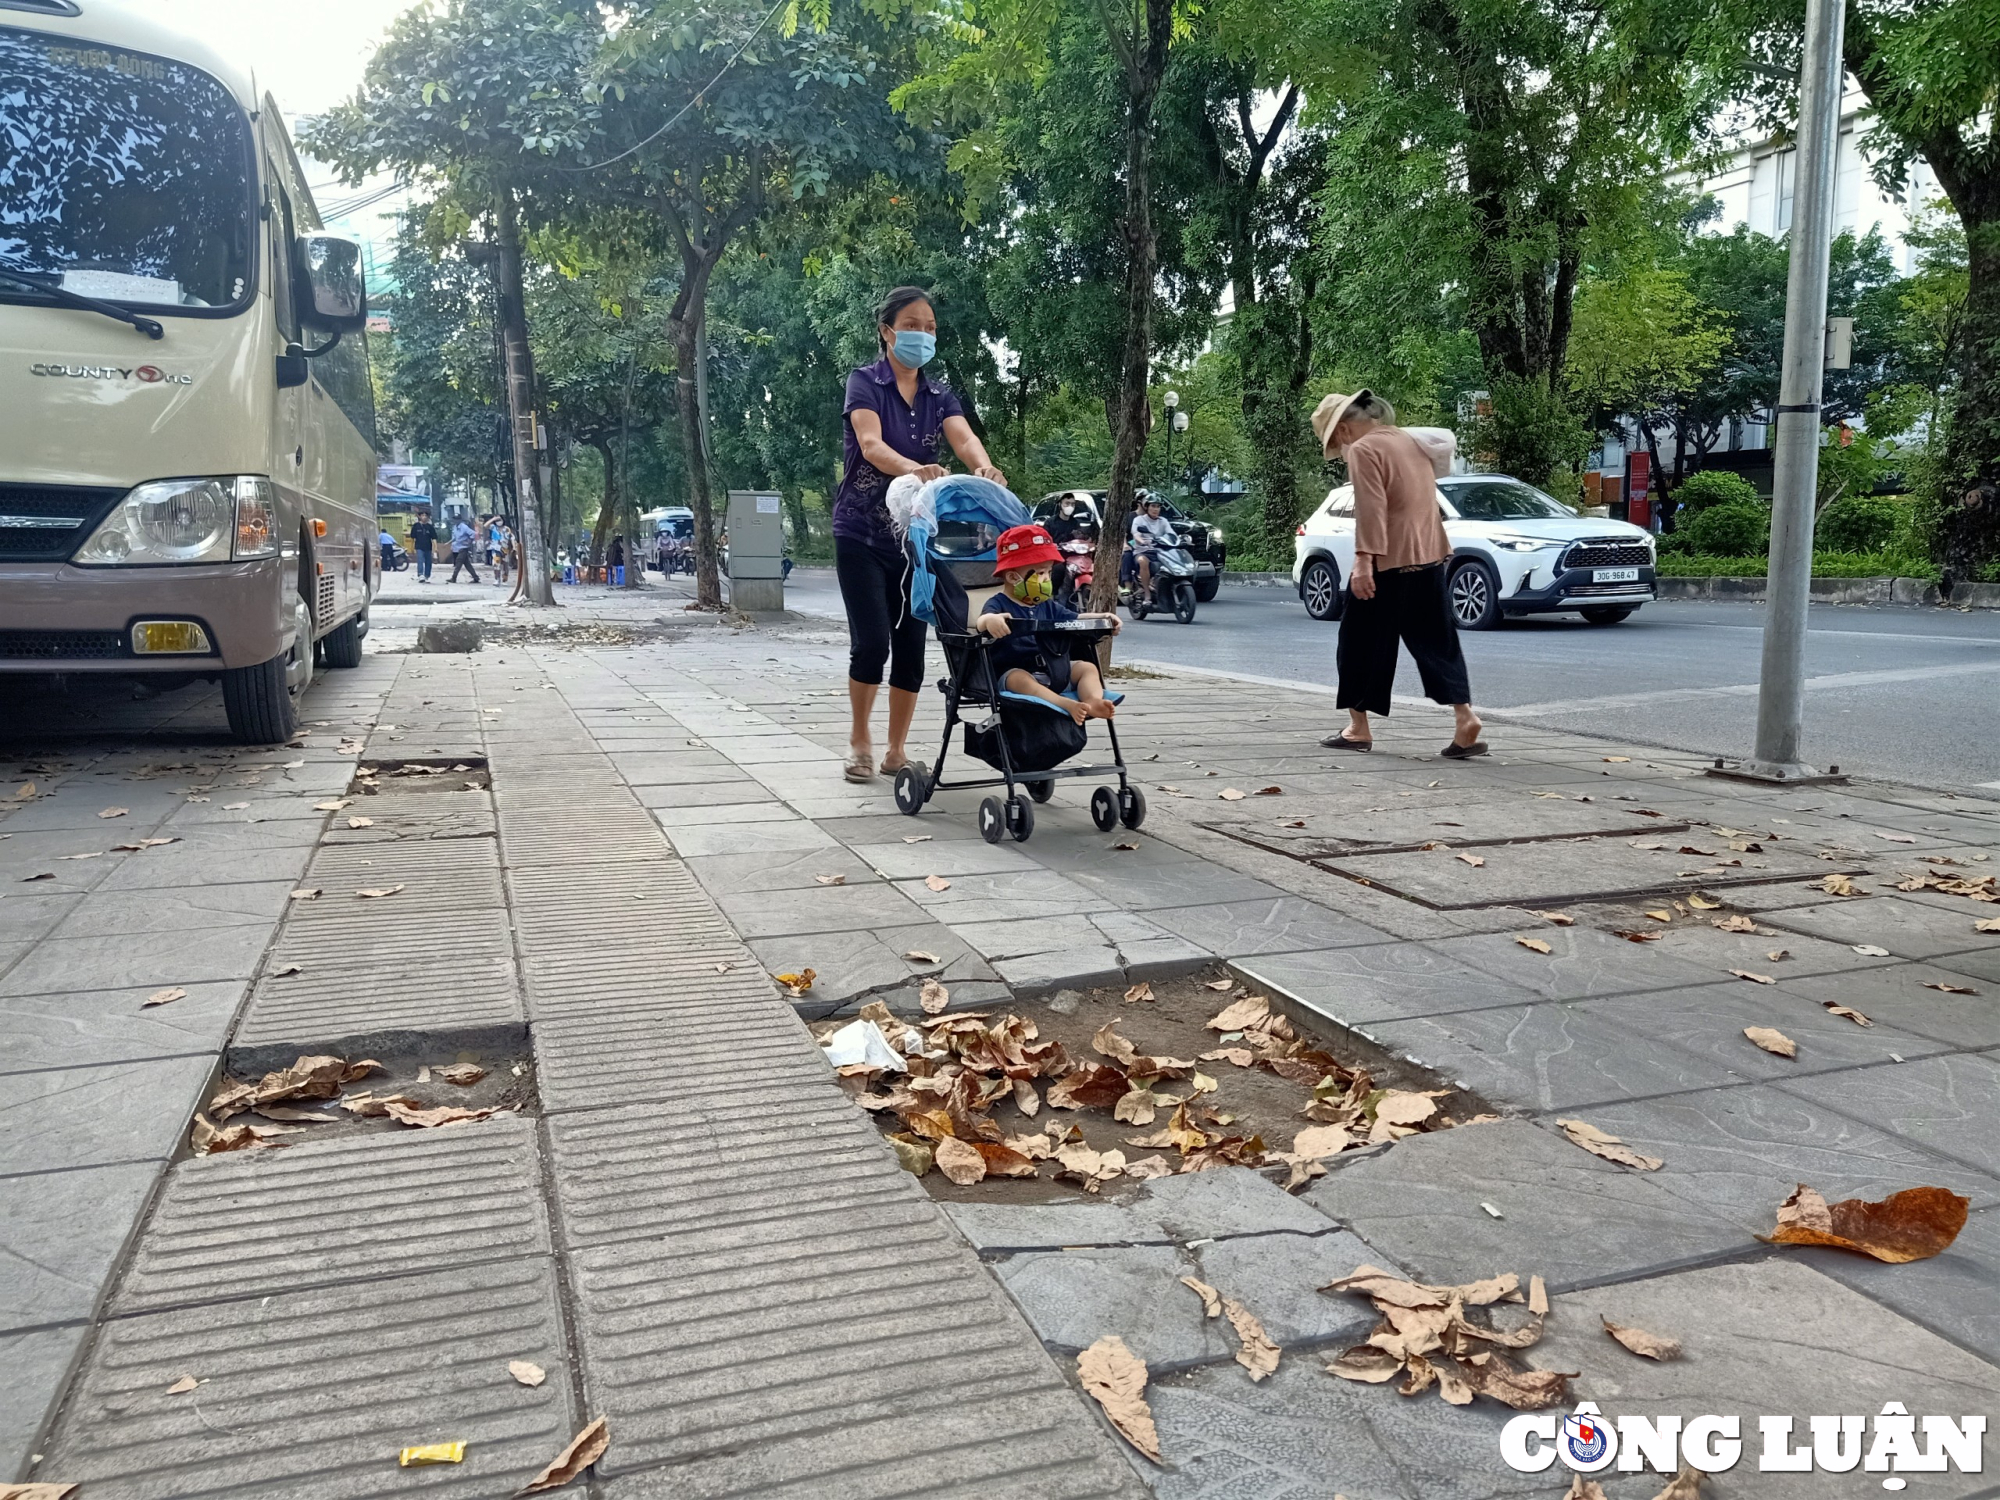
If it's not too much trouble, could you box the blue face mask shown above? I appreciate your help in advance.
[891,329,937,368]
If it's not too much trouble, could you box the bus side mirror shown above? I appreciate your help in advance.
[295,232,367,333]
[276,343,309,389]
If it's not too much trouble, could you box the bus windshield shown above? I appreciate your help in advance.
[0,29,256,312]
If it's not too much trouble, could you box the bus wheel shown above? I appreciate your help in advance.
[321,610,365,669]
[222,652,299,744]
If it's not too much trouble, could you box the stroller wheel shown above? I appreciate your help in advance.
[1005,793,1036,843]
[1090,786,1119,832]
[978,796,1006,844]
[1117,784,1148,830]
[1027,779,1054,804]
[894,764,927,816]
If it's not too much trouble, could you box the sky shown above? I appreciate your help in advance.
[159,0,428,282]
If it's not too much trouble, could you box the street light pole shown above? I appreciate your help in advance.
[1742,0,1845,779]
[1163,390,1179,492]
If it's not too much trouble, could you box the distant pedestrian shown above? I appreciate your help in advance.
[449,517,481,583]
[1310,389,1486,758]
[378,527,395,573]
[410,511,436,581]
[493,521,513,584]
[832,285,1006,782]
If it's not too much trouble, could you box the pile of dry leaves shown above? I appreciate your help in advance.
[190,1054,502,1154]
[1324,1266,1573,1409]
[821,988,1452,1193]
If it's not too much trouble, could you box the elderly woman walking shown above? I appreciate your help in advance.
[1310,390,1487,758]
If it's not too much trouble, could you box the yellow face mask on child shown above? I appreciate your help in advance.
[1005,568,1053,605]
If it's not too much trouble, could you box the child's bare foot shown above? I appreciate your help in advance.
[1082,697,1116,719]
[1064,700,1089,725]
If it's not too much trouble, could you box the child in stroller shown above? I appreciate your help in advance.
[972,524,1122,725]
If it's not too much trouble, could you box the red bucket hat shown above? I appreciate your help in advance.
[994,523,1062,572]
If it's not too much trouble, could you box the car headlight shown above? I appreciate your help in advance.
[1490,535,1560,552]
[75,477,277,565]
[1210,527,1224,544]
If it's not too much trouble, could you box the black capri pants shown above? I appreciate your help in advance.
[835,536,928,694]
[1335,561,1472,716]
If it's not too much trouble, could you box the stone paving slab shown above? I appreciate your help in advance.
[0,1055,212,1174]
[1797,1205,2000,1363]
[946,1167,1338,1252]
[0,979,245,1073]
[0,1160,159,1329]
[1140,898,1390,957]
[42,1257,577,1500]
[1426,924,1745,1001]
[1761,892,2000,963]
[1601,978,1953,1081]
[666,818,841,856]
[571,1195,1144,1498]
[47,880,296,939]
[0,1322,85,1478]
[1778,1049,2000,1179]
[1530,1259,2000,1500]
[532,1004,828,1111]
[502,804,670,864]
[1551,1083,2000,1234]
[0,923,273,999]
[302,837,504,907]
[1306,1119,1743,1290]
[718,881,930,938]
[114,1117,550,1313]
[1236,942,1541,1029]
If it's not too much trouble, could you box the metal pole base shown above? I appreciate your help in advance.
[1705,757,1849,787]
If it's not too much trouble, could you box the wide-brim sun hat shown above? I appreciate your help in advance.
[995,523,1063,571]
[1311,389,1375,457]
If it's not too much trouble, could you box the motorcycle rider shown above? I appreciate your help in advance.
[1045,493,1096,600]
[1130,494,1176,602]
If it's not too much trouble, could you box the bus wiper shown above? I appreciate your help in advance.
[0,268,165,340]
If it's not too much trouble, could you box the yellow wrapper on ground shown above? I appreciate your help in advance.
[398,1441,466,1466]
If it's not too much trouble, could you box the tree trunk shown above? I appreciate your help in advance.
[670,307,722,608]
[1940,214,2000,578]
[587,436,617,571]
[782,486,810,557]
[1090,0,1176,613]
[494,193,553,605]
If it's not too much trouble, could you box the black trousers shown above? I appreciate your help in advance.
[835,536,927,693]
[448,548,480,583]
[1335,562,1471,716]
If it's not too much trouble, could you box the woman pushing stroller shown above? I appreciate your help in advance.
[972,524,1123,725]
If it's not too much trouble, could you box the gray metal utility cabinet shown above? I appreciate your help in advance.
[726,489,786,611]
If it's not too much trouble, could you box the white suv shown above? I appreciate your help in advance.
[1292,473,1657,629]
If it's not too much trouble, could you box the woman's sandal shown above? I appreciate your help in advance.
[844,750,877,782]
[1440,740,1489,759]
[1321,733,1373,751]
[879,751,909,775]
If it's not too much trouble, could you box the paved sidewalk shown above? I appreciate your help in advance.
[3,577,1997,1498]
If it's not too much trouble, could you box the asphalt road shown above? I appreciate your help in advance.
[780,568,2000,795]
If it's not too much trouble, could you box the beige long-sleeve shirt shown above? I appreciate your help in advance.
[1348,427,1450,570]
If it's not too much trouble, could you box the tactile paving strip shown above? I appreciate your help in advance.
[502,806,670,865]
[48,1257,576,1500]
[114,1117,550,1313]
[534,1003,829,1111]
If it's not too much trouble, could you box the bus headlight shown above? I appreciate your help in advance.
[75,477,274,565]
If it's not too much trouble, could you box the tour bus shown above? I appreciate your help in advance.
[0,0,378,742]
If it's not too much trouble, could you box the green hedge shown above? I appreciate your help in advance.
[1656,551,1941,580]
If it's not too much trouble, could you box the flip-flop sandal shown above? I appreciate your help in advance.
[1321,733,1373,751]
[879,753,909,775]
[1440,740,1489,759]
[844,752,877,782]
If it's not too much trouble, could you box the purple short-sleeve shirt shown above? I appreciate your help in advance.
[833,357,965,558]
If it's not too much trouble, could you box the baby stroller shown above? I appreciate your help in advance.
[887,476,1146,844]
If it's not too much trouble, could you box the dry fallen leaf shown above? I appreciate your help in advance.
[1686,892,1720,910]
[1743,1026,1798,1058]
[289,887,321,901]
[772,969,816,997]
[934,1135,986,1185]
[165,1374,199,1395]
[1852,944,1890,956]
[1556,1118,1663,1171]
[1601,1316,1682,1361]
[98,807,127,819]
[1728,969,1776,985]
[813,873,846,886]
[1077,1337,1160,1461]
[1204,978,1235,992]
[346,816,373,829]
[1123,981,1154,1004]
[1563,1478,1610,1500]
[1180,1275,1222,1317]
[382,1101,501,1128]
[1514,937,1552,955]
[1218,788,1247,801]
[903,949,941,964]
[901,834,932,843]
[1715,915,1758,933]
[314,800,348,812]
[920,976,951,1015]
[142,987,187,1009]
[887,1135,933,1176]
[1976,917,2000,933]
[509,1360,547,1387]
[1533,911,1575,926]
[271,963,303,978]
[355,885,405,899]
[925,874,951,892]
[1206,994,1270,1031]
[1225,1297,1280,1381]
[435,1064,486,1086]
[1822,1002,1872,1026]
[1643,909,1674,923]
[1649,1467,1707,1499]
[1762,1183,1969,1263]
[518,1416,609,1494]
[222,802,248,810]
[1456,853,1485,867]
[1925,981,1979,994]
[1602,756,1630,763]
[1818,873,1859,896]
[1612,929,1662,943]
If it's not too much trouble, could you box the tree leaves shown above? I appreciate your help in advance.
[1762,1183,1969,1263]
[1555,1118,1663,1171]
[1077,1337,1159,1460]
[1601,1316,1682,1361]
[518,1417,608,1494]
[1743,1026,1797,1057]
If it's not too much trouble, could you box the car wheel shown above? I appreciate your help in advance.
[1301,558,1341,621]
[1449,560,1503,630]
[320,609,365,669]
[1581,606,1635,625]
[1194,575,1220,603]
[222,650,299,744]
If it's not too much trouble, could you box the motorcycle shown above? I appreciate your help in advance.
[1054,535,1095,607]
[381,542,411,572]
[1120,542,1199,623]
